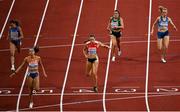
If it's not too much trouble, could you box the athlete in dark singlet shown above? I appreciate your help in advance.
[151,6,177,63]
[83,35,110,92]
[107,10,124,62]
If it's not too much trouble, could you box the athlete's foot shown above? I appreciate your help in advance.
[29,102,33,109]
[161,58,167,63]
[11,65,15,71]
[93,86,98,93]
[118,50,122,56]
[112,56,115,62]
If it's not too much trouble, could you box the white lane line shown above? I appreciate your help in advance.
[0,0,16,39]
[103,0,118,111]
[1,39,180,52]
[16,0,50,111]
[16,68,28,112]
[145,0,152,111]
[18,93,180,111]
[1,92,180,97]
[60,0,84,111]
[33,0,49,47]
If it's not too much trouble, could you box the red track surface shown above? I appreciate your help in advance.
[0,0,180,111]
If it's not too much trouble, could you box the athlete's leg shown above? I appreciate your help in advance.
[33,76,40,91]
[92,60,99,92]
[85,61,92,77]
[9,42,16,70]
[111,35,117,61]
[116,37,121,56]
[162,36,170,59]
[27,76,34,104]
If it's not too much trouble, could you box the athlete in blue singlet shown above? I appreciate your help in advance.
[10,48,47,108]
[151,6,178,63]
[7,20,24,71]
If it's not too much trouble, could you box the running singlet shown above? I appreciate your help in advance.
[110,17,121,29]
[28,59,38,70]
[158,16,169,30]
[86,41,99,55]
[9,27,20,40]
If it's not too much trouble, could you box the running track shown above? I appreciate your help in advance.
[0,0,180,111]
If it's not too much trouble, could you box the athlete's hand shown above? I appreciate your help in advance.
[150,30,154,35]
[10,73,15,78]
[174,27,178,31]
[44,72,47,78]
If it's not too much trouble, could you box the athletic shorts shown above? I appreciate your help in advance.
[27,72,39,79]
[111,31,122,38]
[11,39,21,46]
[88,58,97,63]
[157,30,169,39]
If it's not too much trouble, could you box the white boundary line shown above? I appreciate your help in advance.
[103,0,118,111]
[145,0,152,111]
[16,68,28,111]
[0,0,16,39]
[15,0,50,111]
[17,93,180,111]
[60,0,84,111]
[1,39,180,52]
[1,92,180,97]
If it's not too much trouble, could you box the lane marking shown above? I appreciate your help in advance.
[1,39,180,52]
[60,0,84,111]
[16,0,50,111]
[145,0,152,111]
[103,0,118,111]
[1,92,180,97]
[17,93,180,111]
[0,0,16,39]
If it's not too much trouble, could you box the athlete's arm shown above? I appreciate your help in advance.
[107,17,113,33]
[117,17,124,29]
[151,17,159,35]
[83,46,88,58]
[39,57,47,77]
[18,27,24,39]
[169,17,178,31]
[99,42,110,49]
[10,57,27,77]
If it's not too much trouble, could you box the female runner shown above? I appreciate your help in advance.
[107,10,124,62]
[10,47,47,108]
[151,6,178,63]
[83,34,110,92]
[7,20,24,71]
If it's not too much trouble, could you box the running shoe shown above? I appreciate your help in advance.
[93,86,98,93]
[29,102,33,109]
[112,56,115,62]
[161,58,167,63]
[11,65,15,71]
[118,50,122,56]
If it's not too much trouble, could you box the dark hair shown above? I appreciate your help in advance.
[9,19,20,26]
[33,45,39,53]
[114,10,120,18]
[89,34,95,38]
[84,34,95,43]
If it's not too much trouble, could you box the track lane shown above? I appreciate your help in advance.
[105,0,149,111]
[62,0,115,111]
[149,0,180,111]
